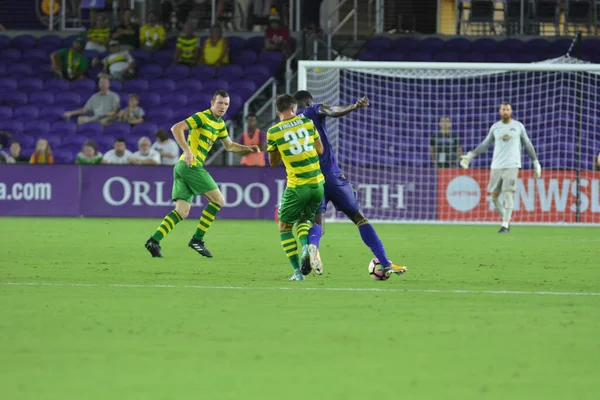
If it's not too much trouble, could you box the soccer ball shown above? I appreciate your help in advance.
[368,258,390,281]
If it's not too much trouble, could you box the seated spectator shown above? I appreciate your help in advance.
[174,22,200,65]
[200,24,229,68]
[102,138,132,164]
[9,141,28,163]
[430,116,462,168]
[0,150,13,164]
[97,40,135,81]
[64,76,120,125]
[85,14,110,53]
[76,140,103,164]
[30,138,54,164]
[239,113,266,167]
[140,11,166,51]
[130,136,161,165]
[151,129,180,165]
[0,132,14,163]
[50,37,89,81]
[118,94,145,125]
[112,8,139,52]
[0,130,10,149]
[264,11,290,56]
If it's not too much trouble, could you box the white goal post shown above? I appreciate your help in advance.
[297,59,600,225]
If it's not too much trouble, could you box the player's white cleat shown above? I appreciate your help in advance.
[308,244,323,275]
[383,263,408,276]
[289,270,305,281]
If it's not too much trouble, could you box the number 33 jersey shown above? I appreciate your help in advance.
[267,115,324,188]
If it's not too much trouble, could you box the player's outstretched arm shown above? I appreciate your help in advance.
[521,126,542,178]
[220,137,260,155]
[460,131,494,169]
[318,97,369,118]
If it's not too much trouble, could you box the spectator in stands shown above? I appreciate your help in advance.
[76,140,103,164]
[0,130,10,150]
[50,37,89,81]
[30,138,54,164]
[9,141,28,163]
[264,11,290,57]
[0,132,14,163]
[130,136,161,165]
[64,76,120,125]
[140,11,166,51]
[102,138,132,164]
[0,151,12,164]
[112,8,139,51]
[239,113,266,167]
[174,22,200,65]
[151,129,180,165]
[161,0,194,31]
[97,40,135,81]
[430,116,462,168]
[118,94,145,125]
[85,13,110,53]
[200,24,229,68]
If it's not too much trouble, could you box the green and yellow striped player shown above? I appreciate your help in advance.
[267,94,324,281]
[145,90,261,258]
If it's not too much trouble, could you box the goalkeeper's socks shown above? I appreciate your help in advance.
[358,222,390,267]
[308,223,323,248]
[492,197,505,219]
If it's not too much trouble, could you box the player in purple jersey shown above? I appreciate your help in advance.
[293,90,408,277]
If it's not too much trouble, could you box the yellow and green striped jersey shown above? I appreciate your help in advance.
[87,28,110,44]
[182,109,228,166]
[267,115,323,188]
[176,35,200,64]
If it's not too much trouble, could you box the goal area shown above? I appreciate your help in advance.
[297,58,600,225]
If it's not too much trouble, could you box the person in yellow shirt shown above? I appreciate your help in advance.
[174,22,200,65]
[140,11,165,51]
[200,24,229,68]
[86,14,110,53]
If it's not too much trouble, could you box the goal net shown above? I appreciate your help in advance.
[298,58,600,224]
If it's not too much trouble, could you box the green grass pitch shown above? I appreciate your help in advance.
[1,217,599,400]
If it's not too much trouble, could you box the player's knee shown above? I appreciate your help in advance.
[278,220,293,231]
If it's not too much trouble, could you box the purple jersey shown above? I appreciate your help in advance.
[297,104,341,176]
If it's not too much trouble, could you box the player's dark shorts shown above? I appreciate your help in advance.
[317,172,361,217]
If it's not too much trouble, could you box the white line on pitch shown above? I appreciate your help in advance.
[2,282,600,297]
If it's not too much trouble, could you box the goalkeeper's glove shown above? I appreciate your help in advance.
[459,152,475,169]
[533,160,542,178]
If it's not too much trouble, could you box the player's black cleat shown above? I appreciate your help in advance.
[498,226,509,233]
[188,238,213,258]
[300,245,311,276]
[145,237,163,258]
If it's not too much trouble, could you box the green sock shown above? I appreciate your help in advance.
[151,210,183,242]
[193,202,222,241]
[296,222,310,247]
[280,230,300,270]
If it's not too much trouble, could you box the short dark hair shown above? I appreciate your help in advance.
[275,94,297,113]
[11,140,20,146]
[83,140,99,154]
[246,113,256,119]
[115,137,126,144]
[129,93,140,101]
[213,90,229,100]
[155,129,170,141]
[293,90,313,103]
[500,102,512,107]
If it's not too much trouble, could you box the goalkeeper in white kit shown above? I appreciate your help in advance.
[460,103,541,233]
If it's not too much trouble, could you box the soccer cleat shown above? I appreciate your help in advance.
[383,263,407,275]
[308,244,323,275]
[498,226,509,233]
[144,237,163,258]
[300,245,311,275]
[188,238,213,258]
[289,270,305,281]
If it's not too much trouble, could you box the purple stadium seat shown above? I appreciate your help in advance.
[163,64,190,80]
[444,38,471,53]
[217,64,244,80]
[124,78,149,92]
[131,49,153,64]
[145,108,173,122]
[419,38,445,53]
[228,36,245,54]
[379,52,405,61]
[55,92,82,108]
[357,51,380,61]
[0,77,17,91]
[458,52,485,63]
[11,35,36,50]
[0,64,6,75]
[44,79,69,91]
[512,53,539,63]
[552,39,573,53]
[160,92,188,107]
[8,63,33,76]
[499,38,525,53]
[0,106,12,118]
[0,49,22,61]
[0,121,24,134]
[131,122,158,137]
[187,93,213,109]
[117,92,130,107]
[149,78,176,92]
[24,120,49,134]
[37,35,62,49]
[53,149,75,164]
[190,65,217,81]
[2,91,28,107]
[140,92,161,108]
[13,106,39,120]
[138,64,164,80]
[77,121,103,135]
[0,36,10,49]
[202,79,229,92]
[63,135,89,147]
[470,38,497,54]
[523,38,551,55]
[233,49,258,65]
[16,134,36,148]
[18,78,44,93]
[365,37,392,51]
[104,123,131,137]
[175,79,203,92]
[50,121,77,135]
[433,52,459,62]
[90,135,118,150]
[70,79,95,92]
[259,51,284,67]
[485,53,511,63]
[39,106,65,121]
[391,38,419,52]
[21,49,48,63]
[61,35,79,47]
[245,36,265,53]
[243,64,270,82]
[406,52,433,62]
[45,134,63,148]
[229,79,256,93]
